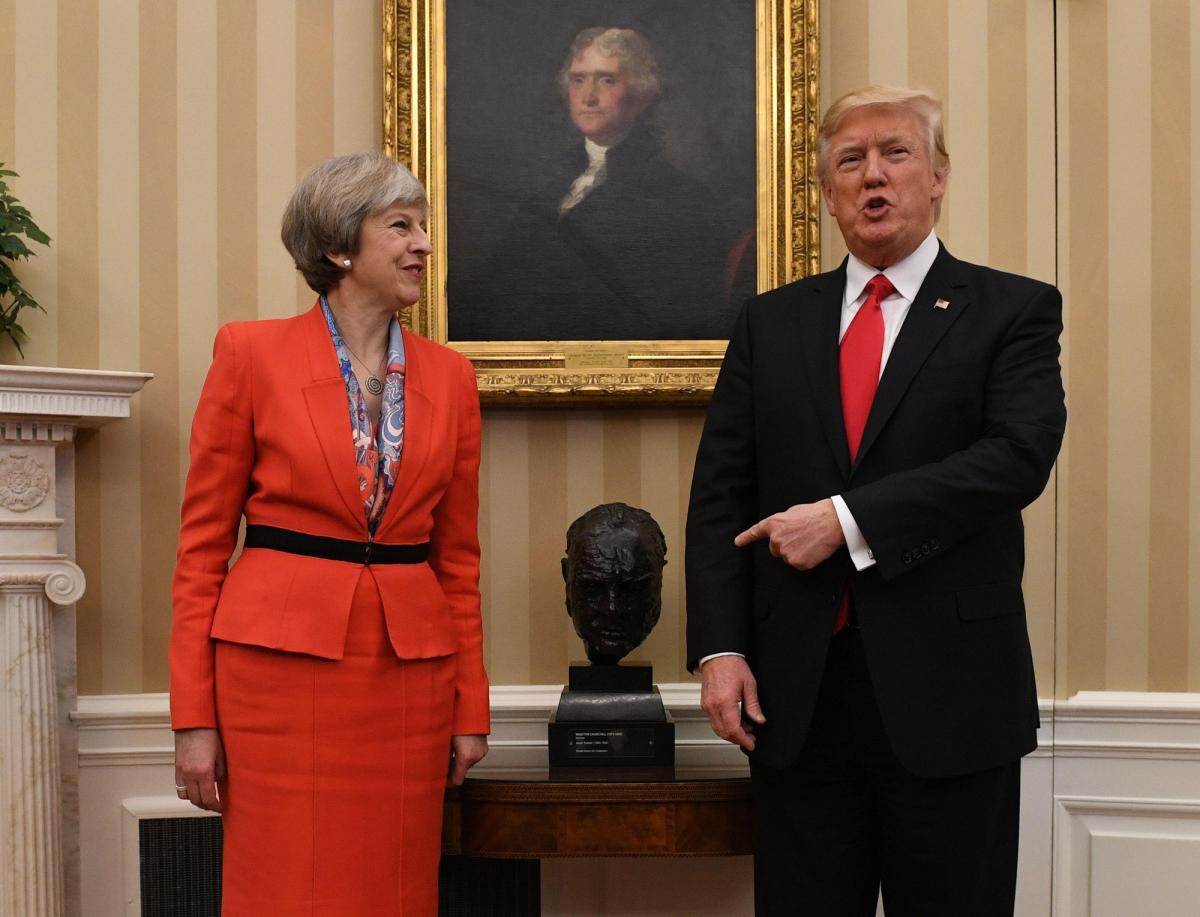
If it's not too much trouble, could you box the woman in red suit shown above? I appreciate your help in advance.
[169,152,489,916]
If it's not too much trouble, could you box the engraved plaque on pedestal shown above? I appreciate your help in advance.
[549,664,675,778]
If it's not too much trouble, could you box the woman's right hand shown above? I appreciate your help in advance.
[174,728,226,812]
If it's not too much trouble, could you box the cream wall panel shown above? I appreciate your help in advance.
[1059,0,1110,696]
[332,0,380,154]
[639,417,685,672]
[139,0,181,691]
[1091,833,1200,917]
[1025,0,1056,285]
[1192,0,1200,691]
[97,0,144,693]
[8,0,58,365]
[481,412,532,683]
[1054,0,1073,700]
[176,0,220,494]
[255,0,299,321]
[1018,0,1058,694]
[524,413,569,684]
[1105,0,1153,690]
[867,0,907,85]
[945,0,989,263]
[1,0,14,162]
[987,0,1028,278]
[1147,0,1192,692]
[216,0,259,328]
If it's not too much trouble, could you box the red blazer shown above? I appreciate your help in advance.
[169,303,489,737]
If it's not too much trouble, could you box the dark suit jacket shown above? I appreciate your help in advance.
[449,124,736,341]
[685,245,1065,778]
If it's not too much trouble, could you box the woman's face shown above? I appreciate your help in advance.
[342,202,431,309]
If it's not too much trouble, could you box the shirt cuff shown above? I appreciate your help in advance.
[831,494,876,571]
[699,652,746,667]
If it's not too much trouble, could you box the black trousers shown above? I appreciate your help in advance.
[750,627,1021,917]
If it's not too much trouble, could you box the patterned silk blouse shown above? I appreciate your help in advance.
[320,296,406,536]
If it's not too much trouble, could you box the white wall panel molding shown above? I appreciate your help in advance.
[1053,796,1200,917]
[1052,691,1200,760]
[77,684,751,776]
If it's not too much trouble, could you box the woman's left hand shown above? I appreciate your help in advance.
[447,734,488,786]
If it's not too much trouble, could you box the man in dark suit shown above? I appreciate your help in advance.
[685,85,1065,916]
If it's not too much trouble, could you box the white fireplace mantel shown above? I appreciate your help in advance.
[0,364,151,917]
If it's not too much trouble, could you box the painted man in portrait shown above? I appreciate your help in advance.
[449,27,741,342]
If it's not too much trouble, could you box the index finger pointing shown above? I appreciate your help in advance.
[733,521,766,547]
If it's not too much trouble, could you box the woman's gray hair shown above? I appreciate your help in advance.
[558,27,660,100]
[816,85,950,216]
[281,152,428,294]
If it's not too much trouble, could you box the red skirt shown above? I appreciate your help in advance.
[215,568,454,916]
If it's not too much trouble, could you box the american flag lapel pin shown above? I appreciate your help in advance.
[934,298,951,310]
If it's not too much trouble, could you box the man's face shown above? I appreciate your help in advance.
[821,104,947,268]
[566,45,650,144]
[563,527,663,664]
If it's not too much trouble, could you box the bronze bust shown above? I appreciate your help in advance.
[561,503,667,665]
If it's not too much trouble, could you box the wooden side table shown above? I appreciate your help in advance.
[442,777,753,858]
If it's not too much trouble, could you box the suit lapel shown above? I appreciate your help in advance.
[852,247,971,471]
[300,303,367,528]
[800,262,853,480]
[374,330,432,539]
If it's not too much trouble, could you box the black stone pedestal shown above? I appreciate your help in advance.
[548,663,675,780]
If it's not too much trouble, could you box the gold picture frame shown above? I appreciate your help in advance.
[383,0,819,405]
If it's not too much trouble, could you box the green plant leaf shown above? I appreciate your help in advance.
[0,236,33,257]
[0,165,49,356]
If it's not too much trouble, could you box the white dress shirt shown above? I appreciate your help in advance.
[831,229,940,570]
[559,139,611,213]
[699,230,940,668]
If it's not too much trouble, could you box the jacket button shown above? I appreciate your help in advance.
[902,552,912,564]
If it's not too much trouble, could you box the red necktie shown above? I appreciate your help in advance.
[833,273,895,633]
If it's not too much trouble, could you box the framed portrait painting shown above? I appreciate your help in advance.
[384,0,819,404]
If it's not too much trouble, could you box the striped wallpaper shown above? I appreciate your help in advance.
[0,0,1196,697]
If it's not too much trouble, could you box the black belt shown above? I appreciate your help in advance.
[243,524,429,565]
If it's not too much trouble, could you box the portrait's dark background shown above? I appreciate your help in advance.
[444,0,757,341]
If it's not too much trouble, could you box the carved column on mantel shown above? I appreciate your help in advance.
[0,366,151,917]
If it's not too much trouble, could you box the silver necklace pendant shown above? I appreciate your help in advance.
[365,375,384,396]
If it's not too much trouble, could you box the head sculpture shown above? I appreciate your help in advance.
[562,503,667,665]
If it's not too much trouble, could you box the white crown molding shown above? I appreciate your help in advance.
[0,365,153,428]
